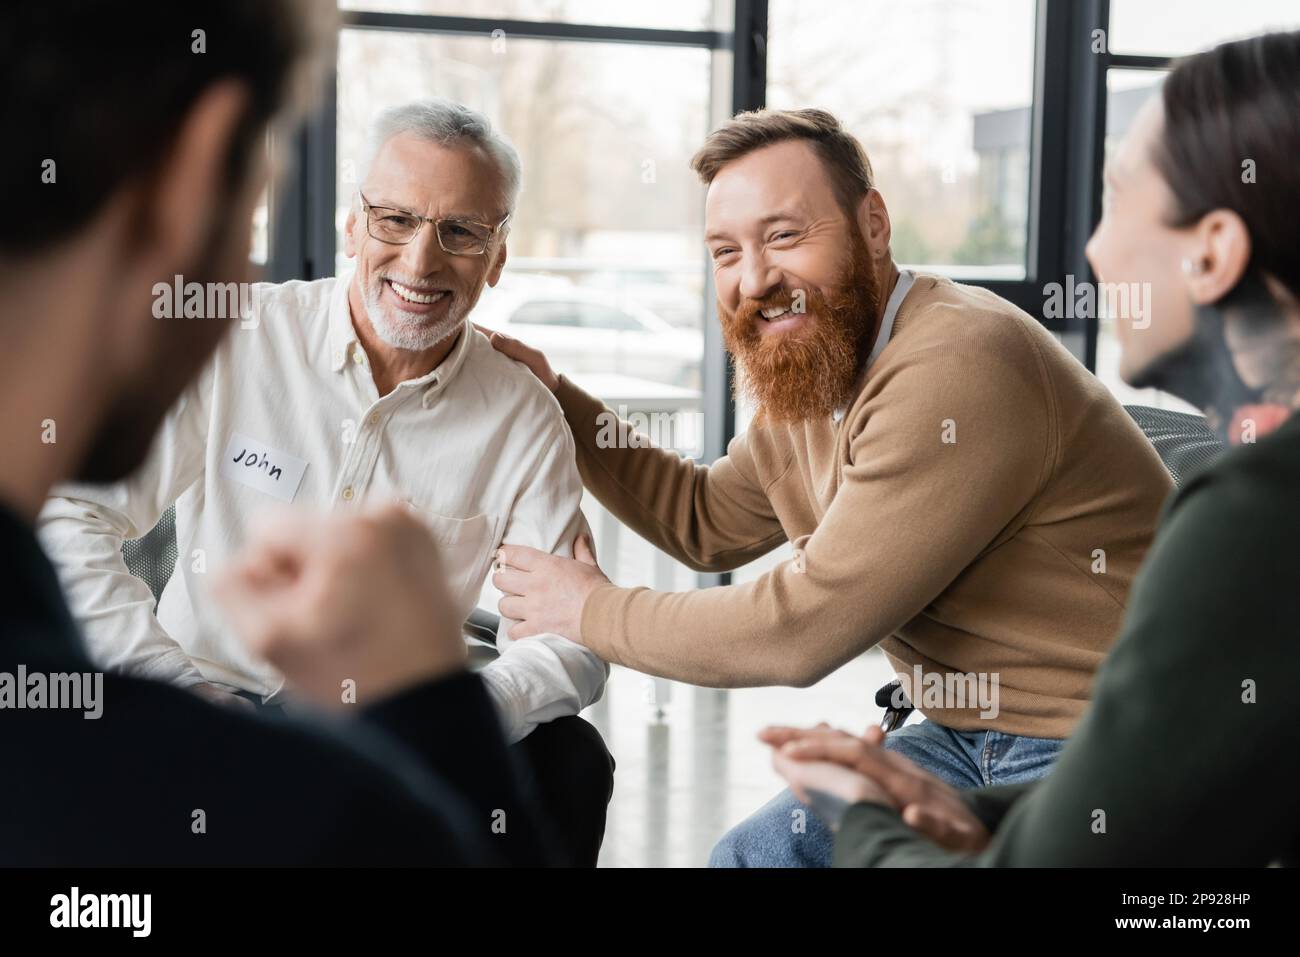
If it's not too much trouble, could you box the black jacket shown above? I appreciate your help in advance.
[0,502,549,866]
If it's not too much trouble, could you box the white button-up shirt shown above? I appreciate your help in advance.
[38,274,608,742]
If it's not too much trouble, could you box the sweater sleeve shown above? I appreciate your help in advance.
[553,375,787,572]
[831,782,1036,867]
[574,326,1053,689]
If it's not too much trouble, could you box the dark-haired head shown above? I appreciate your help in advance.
[1,2,334,495]
[1086,29,1300,431]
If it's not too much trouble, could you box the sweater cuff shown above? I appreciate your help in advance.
[960,780,1038,833]
[833,801,913,867]
[580,581,635,665]
[834,801,984,868]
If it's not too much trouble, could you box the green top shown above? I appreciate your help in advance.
[835,410,1300,867]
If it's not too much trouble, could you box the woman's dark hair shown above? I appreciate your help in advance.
[2,0,331,256]
[1155,29,1300,302]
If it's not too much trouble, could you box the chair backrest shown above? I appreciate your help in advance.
[121,505,179,604]
[1123,404,1223,487]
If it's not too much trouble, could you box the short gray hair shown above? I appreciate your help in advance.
[363,98,522,216]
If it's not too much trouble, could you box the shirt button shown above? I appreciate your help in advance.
[367,412,380,426]
[341,486,354,501]
[353,350,366,365]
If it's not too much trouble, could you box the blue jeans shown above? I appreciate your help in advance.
[708,720,1065,868]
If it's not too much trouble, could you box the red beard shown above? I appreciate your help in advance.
[719,232,881,423]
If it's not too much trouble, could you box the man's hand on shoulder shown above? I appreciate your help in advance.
[476,325,560,393]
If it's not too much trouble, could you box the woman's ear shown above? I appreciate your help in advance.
[1187,208,1253,305]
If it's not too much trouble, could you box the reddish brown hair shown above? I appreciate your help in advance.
[690,108,875,215]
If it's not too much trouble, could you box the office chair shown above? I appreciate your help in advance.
[119,406,1222,721]
[1121,404,1223,487]
[120,508,180,605]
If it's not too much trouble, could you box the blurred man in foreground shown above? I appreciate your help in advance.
[0,0,551,866]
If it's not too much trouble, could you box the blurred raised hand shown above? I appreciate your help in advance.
[212,501,467,711]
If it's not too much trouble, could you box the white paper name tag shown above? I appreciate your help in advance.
[220,432,308,502]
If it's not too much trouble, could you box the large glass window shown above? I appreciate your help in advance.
[766,0,1038,280]
[1108,0,1300,55]
[338,24,725,595]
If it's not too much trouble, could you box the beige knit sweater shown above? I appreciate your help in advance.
[556,273,1172,738]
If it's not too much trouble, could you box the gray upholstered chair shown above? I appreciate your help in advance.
[120,508,179,605]
[1121,404,1223,486]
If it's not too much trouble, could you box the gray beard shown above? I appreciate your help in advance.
[363,280,464,352]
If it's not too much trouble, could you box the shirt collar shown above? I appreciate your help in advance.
[327,273,360,373]
[833,268,915,423]
[326,272,475,408]
[419,318,474,409]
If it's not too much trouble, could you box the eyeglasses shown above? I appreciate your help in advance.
[358,192,510,256]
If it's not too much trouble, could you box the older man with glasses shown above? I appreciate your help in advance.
[38,98,614,866]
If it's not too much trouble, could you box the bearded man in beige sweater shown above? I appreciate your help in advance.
[487,108,1172,867]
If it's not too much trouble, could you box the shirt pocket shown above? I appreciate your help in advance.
[404,507,502,624]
